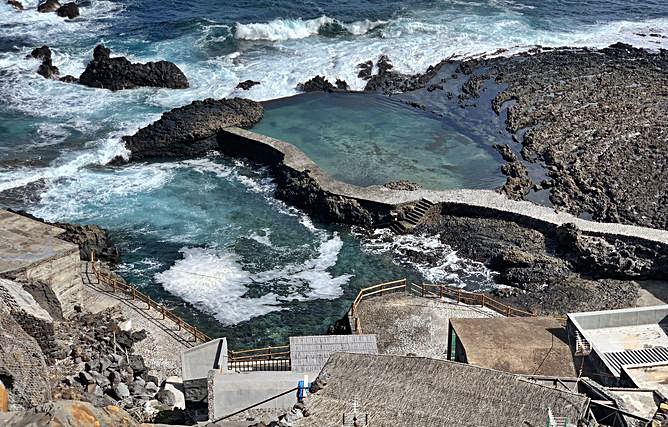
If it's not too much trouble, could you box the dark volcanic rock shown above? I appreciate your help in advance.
[377,55,394,75]
[296,75,348,92]
[78,44,189,91]
[365,57,446,94]
[414,212,663,314]
[56,2,79,18]
[37,0,60,12]
[384,180,422,191]
[120,97,263,162]
[236,79,260,90]
[29,46,52,62]
[59,74,79,83]
[8,210,120,263]
[494,144,532,200]
[29,46,60,79]
[357,60,372,79]
[7,0,23,10]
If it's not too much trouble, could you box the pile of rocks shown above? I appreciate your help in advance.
[49,309,185,422]
[37,0,80,19]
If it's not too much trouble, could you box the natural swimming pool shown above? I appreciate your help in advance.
[252,92,507,190]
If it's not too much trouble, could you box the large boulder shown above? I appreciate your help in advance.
[119,97,263,161]
[37,0,60,12]
[78,44,189,91]
[56,2,79,18]
[0,401,139,426]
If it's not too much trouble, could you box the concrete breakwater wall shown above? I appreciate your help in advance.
[218,127,668,278]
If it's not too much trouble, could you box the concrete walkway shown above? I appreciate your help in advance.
[222,127,668,246]
[81,262,195,380]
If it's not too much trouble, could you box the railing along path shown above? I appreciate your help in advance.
[349,279,534,334]
[227,345,291,371]
[90,251,211,344]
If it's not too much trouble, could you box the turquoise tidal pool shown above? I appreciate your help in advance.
[252,92,507,190]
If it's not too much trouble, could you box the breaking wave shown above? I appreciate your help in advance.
[234,15,385,41]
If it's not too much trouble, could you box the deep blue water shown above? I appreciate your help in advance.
[0,0,666,347]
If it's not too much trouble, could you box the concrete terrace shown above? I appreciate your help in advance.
[354,292,500,358]
[221,127,668,246]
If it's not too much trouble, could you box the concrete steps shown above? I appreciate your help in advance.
[390,199,435,234]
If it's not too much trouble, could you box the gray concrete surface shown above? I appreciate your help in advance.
[182,338,228,381]
[0,278,52,322]
[208,370,316,421]
[0,210,82,317]
[623,362,668,397]
[355,292,499,358]
[222,127,668,245]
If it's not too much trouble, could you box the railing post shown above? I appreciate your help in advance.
[421,284,424,298]
[507,306,512,317]
[457,290,461,303]
[131,287,136,300]
[160,306,165,319]
[439,286,443,299]
[177,318,181,330]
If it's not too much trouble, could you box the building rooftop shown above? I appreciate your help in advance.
[449,316,576,377]
[296,353,590,427]
[569,305,668,377]
[289,335,377,373]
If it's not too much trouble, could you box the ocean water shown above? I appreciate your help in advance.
[1,0,666,346]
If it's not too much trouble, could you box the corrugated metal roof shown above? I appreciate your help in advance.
[604,347,668,375]
[290,335,378,373]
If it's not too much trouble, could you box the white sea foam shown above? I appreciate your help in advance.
[235,15,385,41]
[155,233,351,325]
[360,228,496,288]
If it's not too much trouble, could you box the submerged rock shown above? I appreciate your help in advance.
[120,97,263,162]
[236,79,260,90]
[78,44,189,91]
[37,0,60,12]
[56,2,79,18]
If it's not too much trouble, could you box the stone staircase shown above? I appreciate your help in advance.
[390,198,436,234]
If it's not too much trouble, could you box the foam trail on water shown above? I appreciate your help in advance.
[360,228,496,289]
[235,15,385,41]
[156,234,351,325]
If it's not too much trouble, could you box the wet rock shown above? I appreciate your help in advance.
[296,75,348,92]
[28,46,60,79]
[56,2,78,18]
[365,59,446,94]
[493,144,532,200]
[79,44,189,91]
[59,74,79,83]
[377,55,393,75]
[236,79,260,90]
[7,0,23,10]
[37,0,60,12]
[29,46,52,62]
[357,60,372,79]
[120,97,263,162]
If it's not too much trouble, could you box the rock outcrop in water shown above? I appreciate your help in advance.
[493,144,531,200]
[56,2,79,18]
[236,79,260,90]
[29,45,59,79]
[78,45,189,91]
[119,97,263,161]
[297,75,349,92]
[37,0,60,12]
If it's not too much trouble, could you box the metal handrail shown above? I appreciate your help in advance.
[90,251,212,343]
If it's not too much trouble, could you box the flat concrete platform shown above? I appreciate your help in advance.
[355,292,499,358]
[624,363,668,397]
[0,211,77,274]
